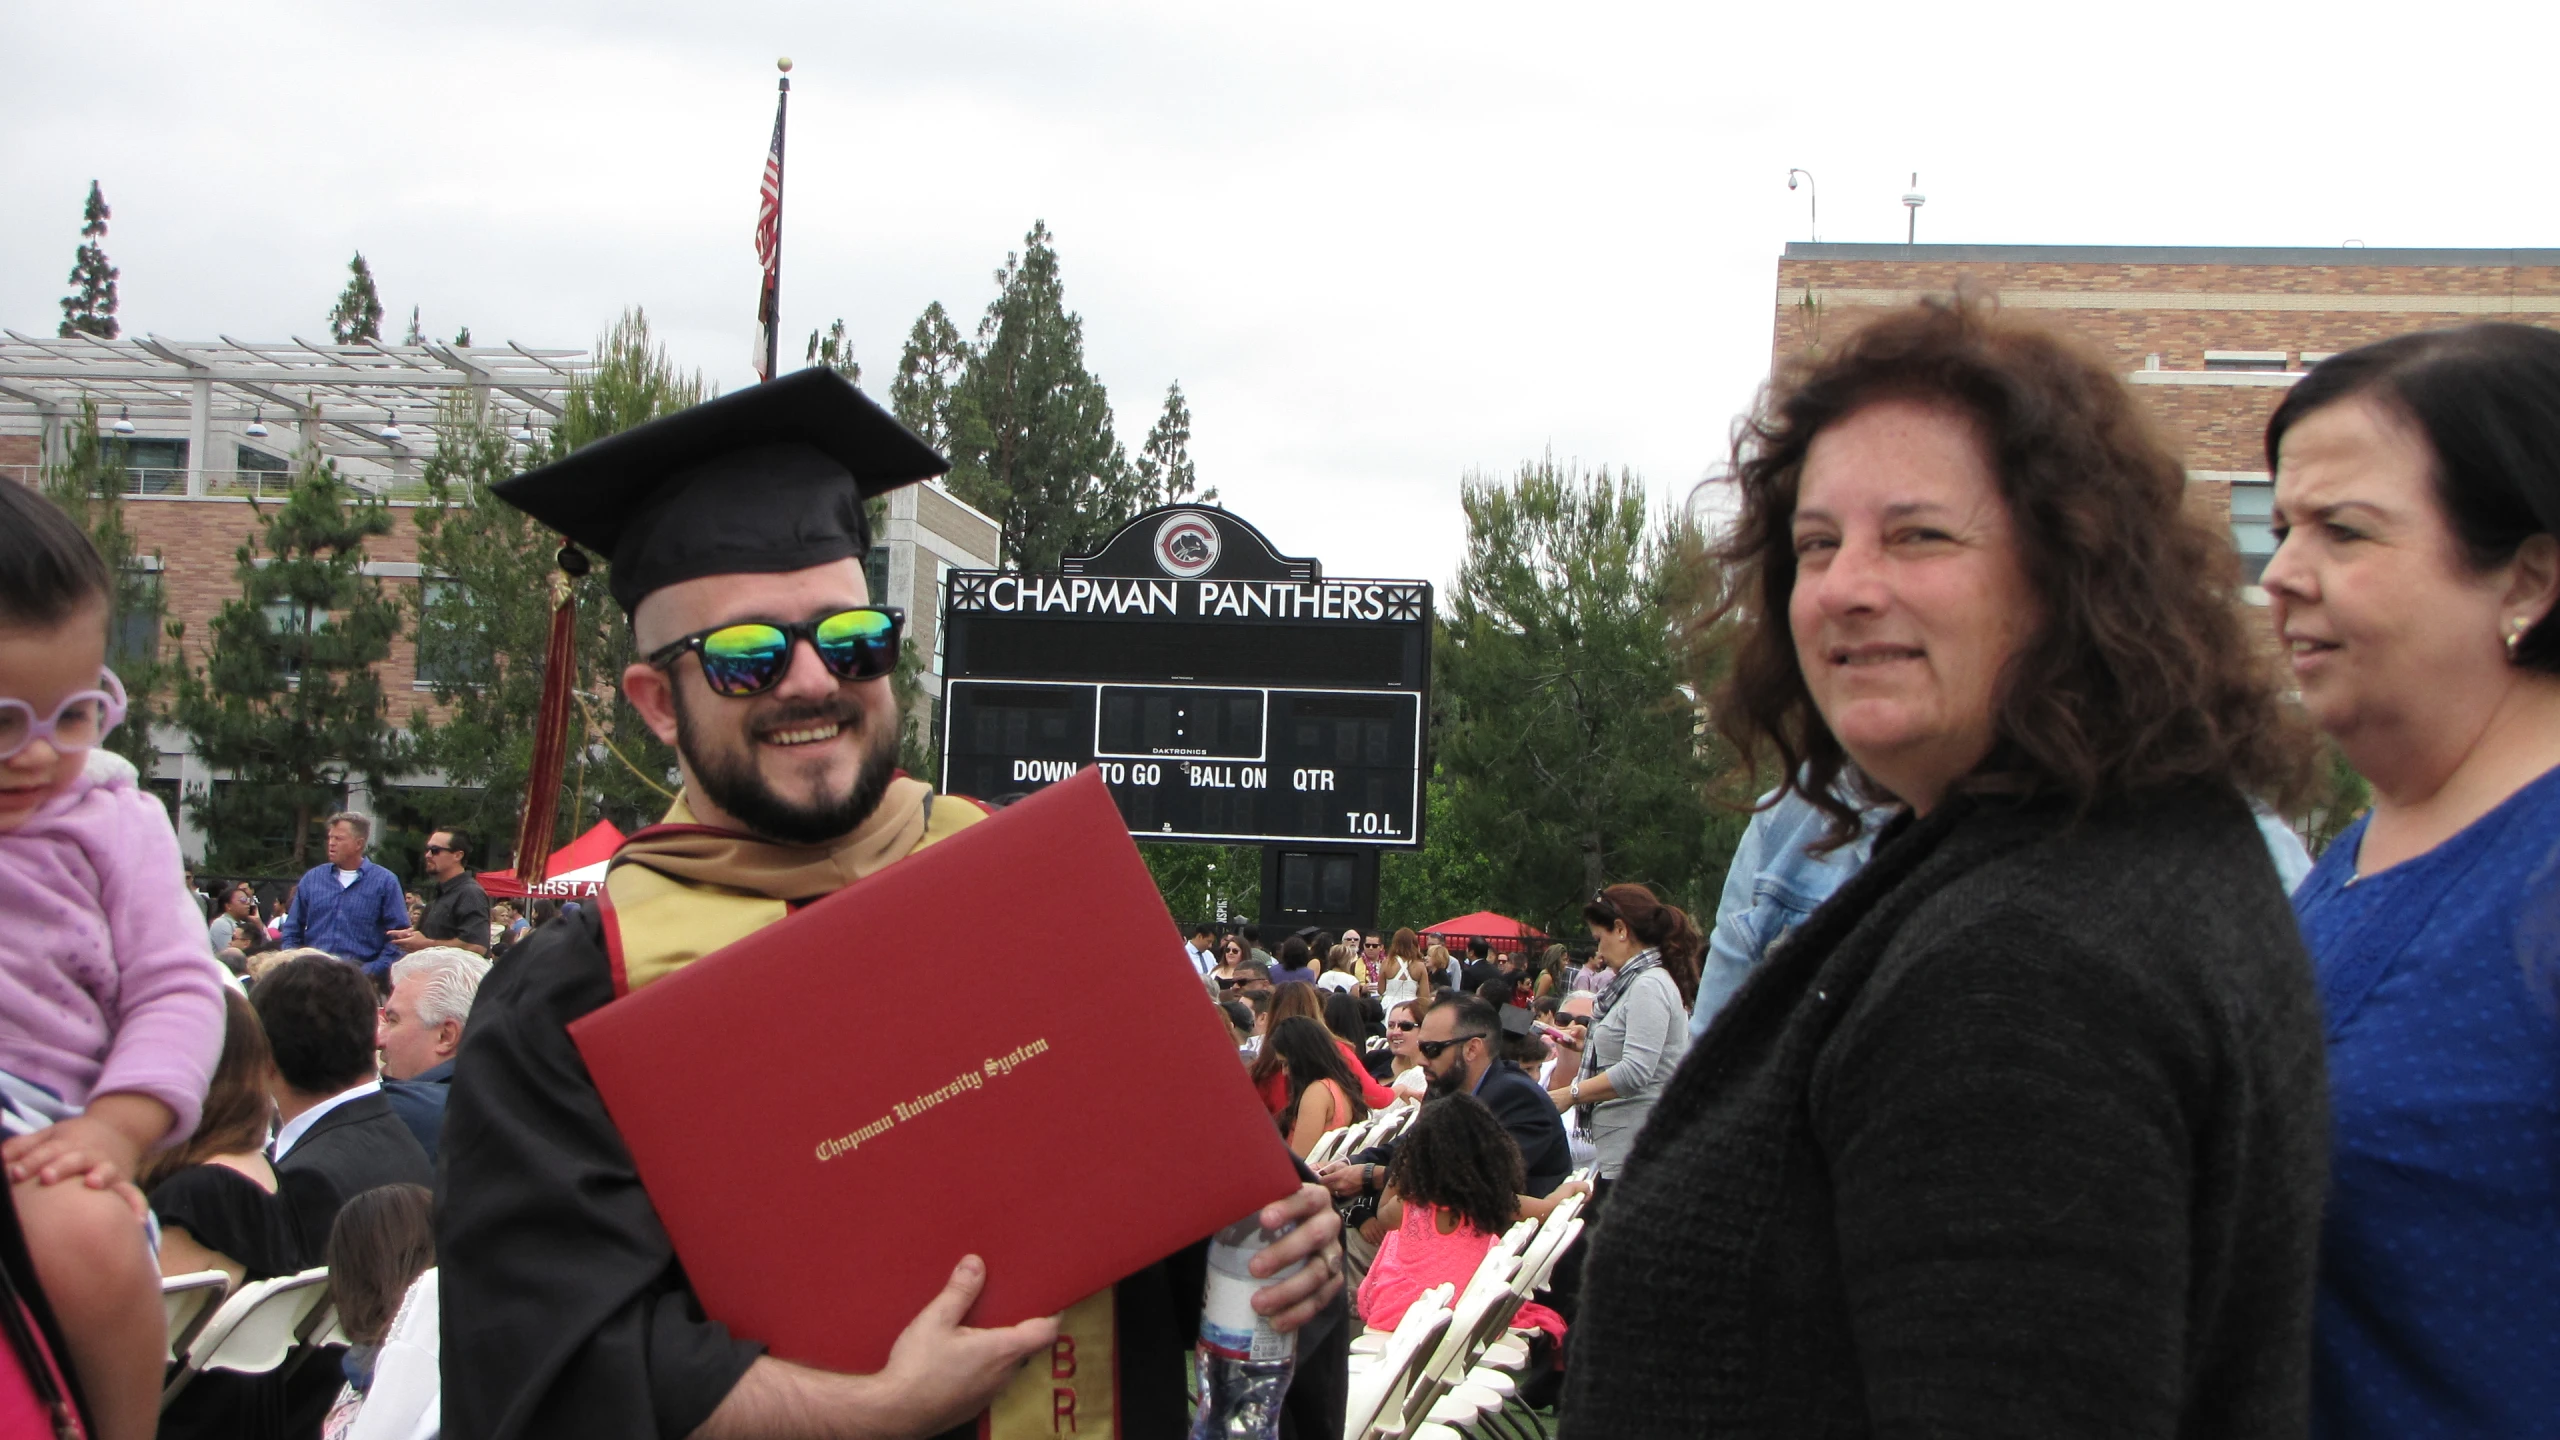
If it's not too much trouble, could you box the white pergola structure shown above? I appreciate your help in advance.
[0,330,589,498]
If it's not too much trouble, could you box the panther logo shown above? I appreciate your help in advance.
[1153,513,1223,579]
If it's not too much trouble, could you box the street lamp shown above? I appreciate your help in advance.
[1786,169,1818,241]
[1902,173,1926,244]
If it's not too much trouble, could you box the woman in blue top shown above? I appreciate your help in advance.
[2263,324,2560,1439]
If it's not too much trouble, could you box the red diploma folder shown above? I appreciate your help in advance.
[568,768,1301,1375]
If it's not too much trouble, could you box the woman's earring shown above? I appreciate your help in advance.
[2509,616,2534,662]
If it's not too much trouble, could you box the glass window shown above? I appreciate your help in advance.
[865,544,891,609]
[262,598,324,684]
[110,569,160,668]
[931,561,954,674]
[105,437,188,494]
[414,578,479,688]
[237,444,290,473]
[2229,477,2277,584]
[2203,351,2288,373]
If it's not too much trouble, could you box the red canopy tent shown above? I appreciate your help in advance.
[477,818,627,901]
[1420,911,1550,955]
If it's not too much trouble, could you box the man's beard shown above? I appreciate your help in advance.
[1424,1062,1468,1101]
[670,687,900,846]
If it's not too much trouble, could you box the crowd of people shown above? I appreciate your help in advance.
[1,313,2554,1439]
[192,824,574,990]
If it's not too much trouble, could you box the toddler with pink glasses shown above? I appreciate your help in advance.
[1,482,224,1440]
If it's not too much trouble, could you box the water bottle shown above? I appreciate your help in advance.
[1190,1214,1303,1439]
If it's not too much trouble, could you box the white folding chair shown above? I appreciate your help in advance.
[1395,1261,1519,1436]
[304,1301,352,1349]
[162,1266,332,1409]
[1307,1128,1351,1167]
[1478,1216,1585,1376]
[1346,1283,1452,1440]
[160,1270,231,1364]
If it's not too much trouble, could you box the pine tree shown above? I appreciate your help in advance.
[329,253,384,345]
[940,221,1134,571]
[1430,457,1746,932]
[58,182,120,340]
[174,455,409,872]
[410,308,705,855]
[39,400,168,772]
[558,308,705,444]
[453,325,472,347]
[1133,381,1215,509]
[890,302,968,454]
[804,318,861,383]
[403,305,424,346]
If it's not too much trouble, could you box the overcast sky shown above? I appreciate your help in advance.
[6,1,2553,589]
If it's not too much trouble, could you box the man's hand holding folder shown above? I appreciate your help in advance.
[699,1190,1341,1440]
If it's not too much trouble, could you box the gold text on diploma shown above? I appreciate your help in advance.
[813,1037,1053,1163]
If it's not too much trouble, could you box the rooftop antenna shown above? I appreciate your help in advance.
[1902,173,1926,244]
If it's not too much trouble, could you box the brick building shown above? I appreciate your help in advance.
[1771,244,2560,585]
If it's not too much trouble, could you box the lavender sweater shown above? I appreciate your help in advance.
[0,750,223,1146]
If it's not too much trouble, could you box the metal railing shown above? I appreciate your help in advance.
[1,463,443,503]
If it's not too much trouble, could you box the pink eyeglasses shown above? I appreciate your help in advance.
[0,671,127,762]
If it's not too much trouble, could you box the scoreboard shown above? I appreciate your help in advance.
[936,508,1432,849]
[943,682,1422,844]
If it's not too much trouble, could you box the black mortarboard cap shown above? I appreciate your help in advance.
[492,367,950,614]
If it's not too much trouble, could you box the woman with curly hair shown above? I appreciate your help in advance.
[1249,1017,1370,1157]
[1565,298,2328,1437]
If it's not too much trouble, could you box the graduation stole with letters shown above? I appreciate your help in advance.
[599,780,1120,1440]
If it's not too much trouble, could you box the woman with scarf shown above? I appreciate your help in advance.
[1544,883,1698,1187]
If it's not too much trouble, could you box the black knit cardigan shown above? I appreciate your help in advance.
[1560,786,2328,1439]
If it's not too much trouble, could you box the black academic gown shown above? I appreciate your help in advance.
[439,906,1345,1440]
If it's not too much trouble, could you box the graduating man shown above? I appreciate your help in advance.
[439,370,1347,1440]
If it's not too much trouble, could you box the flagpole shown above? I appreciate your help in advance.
[767,57,790,383]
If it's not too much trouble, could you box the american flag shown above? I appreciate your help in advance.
[752,89,786,379]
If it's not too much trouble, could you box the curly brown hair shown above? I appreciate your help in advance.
[1384,1093,1523,1238]
[1708,296,2312,844]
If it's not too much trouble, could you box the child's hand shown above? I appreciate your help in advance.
[1,1092,168,1188]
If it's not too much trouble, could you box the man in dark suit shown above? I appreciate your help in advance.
[1320,993,1572,1202]
[1458,938,1503,994]
[253,954,433,1254]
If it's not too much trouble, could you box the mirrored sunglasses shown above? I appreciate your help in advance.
[0,671,127,762]
[648,607,904,698]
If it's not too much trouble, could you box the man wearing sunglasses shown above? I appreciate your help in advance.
[1317,994,1572,1204]
[440,370,1345,1440]
[389,827,489,957]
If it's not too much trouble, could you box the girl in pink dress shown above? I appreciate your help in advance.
[1357,1094,1572,1336]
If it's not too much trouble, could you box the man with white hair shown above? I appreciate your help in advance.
[377,944,490,1163]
